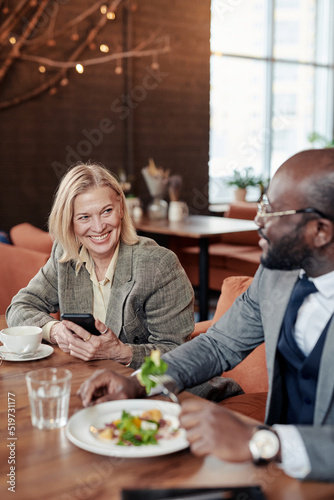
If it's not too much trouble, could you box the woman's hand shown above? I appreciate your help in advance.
[179,399,255,463]
[49,321,75,351]
[60,318,133,365]
[77,369,145,407]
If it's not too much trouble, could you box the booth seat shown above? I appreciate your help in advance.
[173,202,261,291]
[190,275,268,422]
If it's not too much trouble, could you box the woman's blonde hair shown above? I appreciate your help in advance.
[48,162,138,263]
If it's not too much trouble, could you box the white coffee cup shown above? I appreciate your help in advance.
[0,326,43,355]
[168,201,189,222]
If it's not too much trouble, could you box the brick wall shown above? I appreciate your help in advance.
[0,0,210,231]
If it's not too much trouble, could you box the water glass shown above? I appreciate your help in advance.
[25,368,72,430]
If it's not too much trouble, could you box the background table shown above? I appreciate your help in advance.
[134,215,257,321]
[1,316,334,500]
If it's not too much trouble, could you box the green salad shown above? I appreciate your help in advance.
[116,410,160,446]
[137,350,168,394]
[96,407,180,446]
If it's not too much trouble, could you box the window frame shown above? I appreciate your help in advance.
[209,0,334,203]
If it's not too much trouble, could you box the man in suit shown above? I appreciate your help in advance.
[78,149,334,481]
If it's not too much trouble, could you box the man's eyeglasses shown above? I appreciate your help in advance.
[255,198,329,225]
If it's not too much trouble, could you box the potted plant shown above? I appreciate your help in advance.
[226,167,263,202]
[308,132,334,148]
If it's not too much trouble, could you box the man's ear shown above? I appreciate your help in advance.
[314,219,334,247]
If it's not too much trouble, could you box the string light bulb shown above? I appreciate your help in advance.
[151,54,159,71]
[76,64,84,74]
[9,36,17,45]
[71,32,79,41]
[107,11,116,20]
[60,78,69,87]
[38,65,46,73]
[115,60,123,75]
[99,44,109,53]
[100,5,107,14]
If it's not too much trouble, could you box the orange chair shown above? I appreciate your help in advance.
[0,243,50,314]
[10,223,53,255]
[190,275,268,421]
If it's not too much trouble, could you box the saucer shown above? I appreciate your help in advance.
[0,344,54,362]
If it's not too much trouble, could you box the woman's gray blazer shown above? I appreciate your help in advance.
[6,237,194,369]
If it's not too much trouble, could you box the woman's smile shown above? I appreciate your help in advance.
[89,232,111,242]
[73,186,123,263]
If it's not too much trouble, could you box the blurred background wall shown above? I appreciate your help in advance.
[0,0,210,231]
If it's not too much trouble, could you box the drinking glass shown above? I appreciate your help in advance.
[25,368,72,430]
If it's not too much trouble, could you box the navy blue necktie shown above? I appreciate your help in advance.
[283,274,318,335]
[278,274,320,424]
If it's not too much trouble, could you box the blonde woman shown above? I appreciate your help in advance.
[6,163,194,369]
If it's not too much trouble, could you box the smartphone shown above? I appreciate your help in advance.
[61,313,101,336]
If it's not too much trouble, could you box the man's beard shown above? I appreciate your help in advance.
[260,226,313,271]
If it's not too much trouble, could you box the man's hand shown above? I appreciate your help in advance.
[179,399,255,463]
[77,369,146,407]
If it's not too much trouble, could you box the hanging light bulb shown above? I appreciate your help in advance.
[76,64,84,74]
[38,65,46,74]
[99,44,109,53]
[151,54,159,71]
[100,5,107,14]
[60,78,69,87]
[9,36,17,45]
[71,28,79,41]
[115,60,123,75]
[107,11,116,20]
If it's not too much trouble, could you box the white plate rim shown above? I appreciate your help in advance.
[0,344,54,361]
[65,399,189,457]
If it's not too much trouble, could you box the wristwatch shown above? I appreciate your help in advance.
[249,425,280,465]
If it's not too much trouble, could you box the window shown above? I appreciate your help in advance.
[209,0,334,203]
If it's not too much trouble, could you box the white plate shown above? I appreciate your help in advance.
[65,399,189,458]
[0,344,54,361]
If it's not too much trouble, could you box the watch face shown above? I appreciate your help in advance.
[249,429,280,461]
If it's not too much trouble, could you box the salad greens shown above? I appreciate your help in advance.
[116,410,159,446]
[137,349,168,394]
[95,351,175,447]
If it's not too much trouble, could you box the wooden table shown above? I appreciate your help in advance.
[134,215,257,321]
[1,316,334,500]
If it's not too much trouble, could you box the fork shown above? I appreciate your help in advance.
[148,374,180,404]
